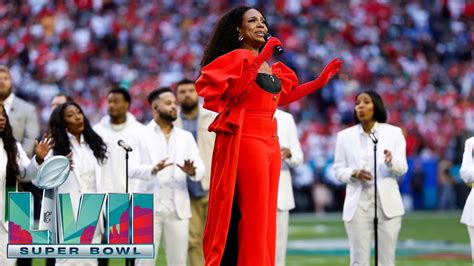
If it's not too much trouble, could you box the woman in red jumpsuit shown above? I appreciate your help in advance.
[195,6,342,266]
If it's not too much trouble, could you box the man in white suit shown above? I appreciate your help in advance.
[135,87,205,266]
[274,109,303,265]
[93,88,144,194]
[333,90,408,266]
[174,78,216,266]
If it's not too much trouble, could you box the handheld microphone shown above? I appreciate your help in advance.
[264,33,284,54]
[118,140,133,152]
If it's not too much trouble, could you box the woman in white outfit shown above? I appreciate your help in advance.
[48,102,108,266]
[0,104,51,266]
[460,137,474,262]
[333,90,408,266]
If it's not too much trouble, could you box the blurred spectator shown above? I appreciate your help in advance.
[438,159,456,210]
[311,180,333,213]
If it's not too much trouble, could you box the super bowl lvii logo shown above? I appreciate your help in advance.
[6,156,154,258]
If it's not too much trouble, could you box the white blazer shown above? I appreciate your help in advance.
[31,134,111,240]
[333,123,408,222]
[93,113,145,193]
[174,105,216,191]
[460,137,474,226]
[134,121,205,219]
[0,142,39,226]
[275,110,303,211]
[49,136,105,215]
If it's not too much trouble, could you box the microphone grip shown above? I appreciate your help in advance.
[264,33,284,55]
[274,46,284,54]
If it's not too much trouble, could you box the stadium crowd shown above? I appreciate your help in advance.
[0,0,473,212]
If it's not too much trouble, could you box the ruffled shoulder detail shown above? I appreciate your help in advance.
[196,49,256,113]
[272,62,299,95]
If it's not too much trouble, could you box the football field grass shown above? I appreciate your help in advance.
[284,211,470,265]
[31,211,471,265]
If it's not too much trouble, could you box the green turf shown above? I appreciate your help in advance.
[285,211,470,265]
[31,211,472,266]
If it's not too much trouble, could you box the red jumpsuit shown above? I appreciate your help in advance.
[196,49,326,266]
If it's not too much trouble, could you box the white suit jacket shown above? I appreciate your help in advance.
[460,137,474,226]
[333,123,408,222]
[134,121,205,219]
[93,113,145,193]
[47,136,106,215]
[275,110,303,211]
[175,105,216,191]
[0,142,39,226]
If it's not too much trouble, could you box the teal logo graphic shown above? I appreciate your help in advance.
[6,156,154,258]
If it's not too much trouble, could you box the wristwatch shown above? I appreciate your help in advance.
[350,169,358,182]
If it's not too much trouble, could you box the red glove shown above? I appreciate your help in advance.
[279,58,343,106]
[315,58,343,87]
[258,37,283,62]
[242,37,283,91]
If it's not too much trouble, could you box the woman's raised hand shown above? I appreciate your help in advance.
[35,133,54,164]
[316,58,343,86]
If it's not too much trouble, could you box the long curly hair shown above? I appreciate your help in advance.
[49,102,107,164]
[200,6,268,68]
[0,104,20,187]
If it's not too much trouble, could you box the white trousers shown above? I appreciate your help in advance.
[0,226,16,266]
[344,187,402,266]
[136,211,189,266]
[276,210,289,266]
[467,226,474,262]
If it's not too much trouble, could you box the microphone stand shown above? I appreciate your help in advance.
[118,140,134,266]
[126,150,129,195]
[125,149,133,266]
[369,132,379,266]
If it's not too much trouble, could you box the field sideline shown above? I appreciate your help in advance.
[31,211,471,265]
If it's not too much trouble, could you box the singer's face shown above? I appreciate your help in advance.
[355,93,374,123]
[239,9,268,47]
[63,105,85,136]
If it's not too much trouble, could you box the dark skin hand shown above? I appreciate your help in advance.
[177,159,196,176]
[281,147,291,160]
[354,149,393,181]
[354,169,373,181]
[34,133,54,164]
[151,157,174,175]
[384,149,392,164]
